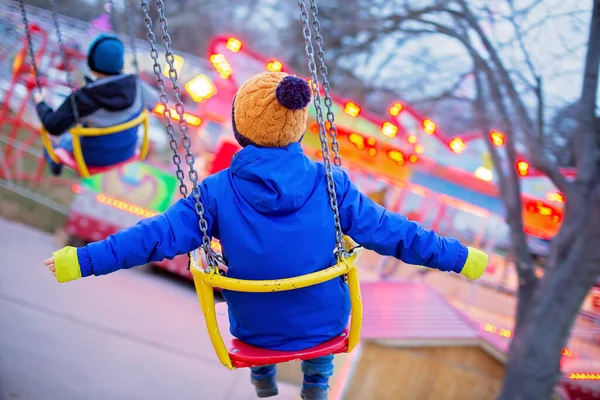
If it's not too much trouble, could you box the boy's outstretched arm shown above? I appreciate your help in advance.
[49,185,218,283]
[334,169,487,279]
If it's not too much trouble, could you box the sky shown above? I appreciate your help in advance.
[351,0,594,120]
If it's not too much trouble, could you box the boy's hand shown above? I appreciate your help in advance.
[44,257,56,277]
[33,89,46,104]
[46,246,83,283]
[460,247,488,280]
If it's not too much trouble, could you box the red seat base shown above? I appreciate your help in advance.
[54,148,140,176]
[215,302,349,368]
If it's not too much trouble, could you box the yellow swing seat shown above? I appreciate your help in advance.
[189,237,363,370]
[40,109,150,178]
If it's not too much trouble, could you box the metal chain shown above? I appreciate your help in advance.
[154,0,217,267]
[297,0,345,256]
[308,0,342,168]
[140,0,187,198]
[17,0,41,90]
[49,0,80,125]
[143,0,217,268]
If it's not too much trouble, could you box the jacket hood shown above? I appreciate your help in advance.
[229,143,318,214]
[79,74,138,111]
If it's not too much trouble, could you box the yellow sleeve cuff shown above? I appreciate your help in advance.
[460,247,489,280]
[53,246,82,283]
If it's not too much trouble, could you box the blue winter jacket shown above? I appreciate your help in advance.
[76,143,468,350]
[36,74,158,166]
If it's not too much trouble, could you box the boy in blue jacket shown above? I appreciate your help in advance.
[33,34,159,176]
[46,72,488,399]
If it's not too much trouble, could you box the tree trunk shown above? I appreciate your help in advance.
[499,189,600,400]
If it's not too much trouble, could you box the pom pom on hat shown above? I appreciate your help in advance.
[275,76,311,110]
[232,72,311,148]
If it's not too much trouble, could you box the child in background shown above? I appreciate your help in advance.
[33,33,159,176]
[45,71,488,400]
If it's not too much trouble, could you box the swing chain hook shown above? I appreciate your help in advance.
[17,0,42,91]
[297,0,347,258]
[152,0,216,269]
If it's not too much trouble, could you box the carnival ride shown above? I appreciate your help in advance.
[0,1,597,397]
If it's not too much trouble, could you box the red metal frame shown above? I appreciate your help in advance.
[1,23,88,186]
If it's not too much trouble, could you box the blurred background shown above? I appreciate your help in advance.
[0,0,599,399]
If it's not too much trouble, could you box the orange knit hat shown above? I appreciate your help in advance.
[232,71,312,148]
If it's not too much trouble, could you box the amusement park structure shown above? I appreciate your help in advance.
[0,3,566,275]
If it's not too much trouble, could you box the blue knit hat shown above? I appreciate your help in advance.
[87,34,124,75]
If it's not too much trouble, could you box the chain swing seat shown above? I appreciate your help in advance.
[136,0,364,369]
[40,111,150,178]
[189,237,363,369]
[19,0,150,178]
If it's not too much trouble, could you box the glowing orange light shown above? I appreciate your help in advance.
[516,160,530,176]
[449,137,466,154]
[266,59,283,72]
[209,53,233,79]
[490,131,506,147]
[483,324,497,332]
[225,37,242,53]
[423,119,436,135]
[348,133,365,149]
[414,144,424,154]
[562,348,576,357]
[184,74,216,102]
[388,150,404,164]
[499,328,513,338]
[96,194,159,218]
[546,192,565,203]
[71,184,82,194]
[153,104,202,127]
[407,134,417,144]
[381,122,398,138]
[537,203,552,216]
[388,102,403,117]
[568,373,600,380]
[408,154,419,163]
[367,137,376,146]
[163,54,184,78]
[344,101,361,117]
[475,166,493,182]
[368,148,377,157]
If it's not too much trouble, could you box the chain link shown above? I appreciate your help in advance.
[297,0,345,256]
[17,0,41,91]
[140,0,188,199]
[147,0,218,267]
[49,0,80,126]
[308,0,342,168]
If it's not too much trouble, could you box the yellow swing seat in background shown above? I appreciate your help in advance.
[40,109,150,178]
[189,236,363,370]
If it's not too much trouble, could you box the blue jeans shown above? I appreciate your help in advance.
[250,355,334,389]
[44,135,73,176]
